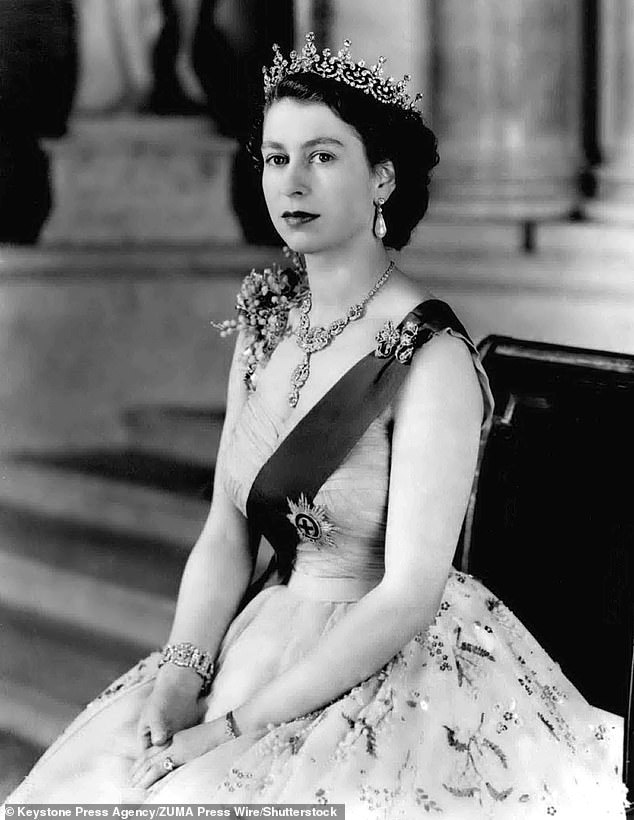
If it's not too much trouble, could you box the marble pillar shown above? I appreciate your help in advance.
[428,0,583,221]
[293,0,430,106]
[587,0,634,223]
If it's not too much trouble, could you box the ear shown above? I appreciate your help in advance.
[373,160,396,202]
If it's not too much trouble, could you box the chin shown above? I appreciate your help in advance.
[281,232,352,257]
[285,239,328,255]
[274,233,321,255]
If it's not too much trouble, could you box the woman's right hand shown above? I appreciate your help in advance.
[136,664,207,756]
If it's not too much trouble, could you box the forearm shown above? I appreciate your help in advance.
[233,580,445,734]
[167,524,254,658]
[140,518,254,737]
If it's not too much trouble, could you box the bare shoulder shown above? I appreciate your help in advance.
[368,267,432,322]
[395,329,484,427]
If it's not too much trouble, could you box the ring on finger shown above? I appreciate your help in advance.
[162,755,176,773]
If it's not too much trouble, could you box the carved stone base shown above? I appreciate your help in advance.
[42,116,241,244]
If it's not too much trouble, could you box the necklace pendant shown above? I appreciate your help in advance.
[306,327,330,351]
[289,353,311,406]
[292,356,310,387]
[289,260,394,406]
[298,313,310,336]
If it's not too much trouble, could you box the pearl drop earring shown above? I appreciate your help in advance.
[374,197,387,239]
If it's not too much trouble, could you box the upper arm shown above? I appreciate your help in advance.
[196,330,251,556]
[381,331,484,604]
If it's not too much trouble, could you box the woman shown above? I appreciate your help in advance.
[4,33,626,818]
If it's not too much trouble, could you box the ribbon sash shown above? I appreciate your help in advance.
[243,299,472,595]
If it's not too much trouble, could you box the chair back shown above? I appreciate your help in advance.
[454,335,634,801]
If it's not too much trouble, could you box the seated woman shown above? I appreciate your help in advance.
[4,33,626,819]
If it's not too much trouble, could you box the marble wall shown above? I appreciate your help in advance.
[427,0,582,219]
[33,0,634,242]
[1,232,632,452]
[295,0,634,226]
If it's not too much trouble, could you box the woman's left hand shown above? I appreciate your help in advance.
[129,715,229,790]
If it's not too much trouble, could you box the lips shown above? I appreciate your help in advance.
[281,210,320,226]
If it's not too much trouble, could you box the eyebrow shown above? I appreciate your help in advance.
[260,137,345,151]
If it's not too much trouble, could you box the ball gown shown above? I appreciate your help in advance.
[3,296,626,819]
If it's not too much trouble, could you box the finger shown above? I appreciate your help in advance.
[134,731,155,767]
[130,755,149,783]
[132,755,176,790]
[130,754,150,783]
[150,721,172,747]
[130,757,159,789]
[130,743,168,781]
[130,763,151,790]
[137,724,152,753]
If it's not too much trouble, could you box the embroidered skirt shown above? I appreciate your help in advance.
[5,571,626,819]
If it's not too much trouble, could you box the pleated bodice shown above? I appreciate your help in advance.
[222,318,496,590]
[223,388,392,584]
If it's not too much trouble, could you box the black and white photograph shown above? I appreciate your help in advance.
[0,1,633,816]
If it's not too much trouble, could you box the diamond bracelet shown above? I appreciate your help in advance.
[158,641,215,697]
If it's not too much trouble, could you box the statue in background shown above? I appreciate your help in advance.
[75,0,163,113]
[31,0,292,246]
[75,0,208,115]
[190,0,294,244]
[148,0,207,114]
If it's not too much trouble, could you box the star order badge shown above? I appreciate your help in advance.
[286,493,338,549]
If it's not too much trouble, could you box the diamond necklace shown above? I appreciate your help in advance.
[288,260,395,407]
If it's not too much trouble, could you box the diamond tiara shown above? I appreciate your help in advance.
[263,32,424,116]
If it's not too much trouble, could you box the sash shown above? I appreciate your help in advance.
[241,299,472,603]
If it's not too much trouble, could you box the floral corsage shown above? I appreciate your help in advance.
[211,249,308,390]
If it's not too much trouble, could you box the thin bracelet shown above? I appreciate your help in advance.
[224,710,240,740]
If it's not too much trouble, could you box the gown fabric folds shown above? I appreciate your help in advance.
[4,298,626,819]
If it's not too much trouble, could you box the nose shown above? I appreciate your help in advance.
[282,158,310,197]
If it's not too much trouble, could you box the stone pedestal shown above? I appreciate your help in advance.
[427,0,583,221]
[586,0,634,224]
[41,116,240,244]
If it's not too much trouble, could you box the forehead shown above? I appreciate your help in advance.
[262,99,362,148]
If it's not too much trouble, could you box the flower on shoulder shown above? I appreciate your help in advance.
[211,248,308,389]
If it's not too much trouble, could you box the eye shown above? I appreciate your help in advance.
[263,154,288,166]
[311,152,335,164]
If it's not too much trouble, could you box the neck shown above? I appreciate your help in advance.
[303,240,392,324]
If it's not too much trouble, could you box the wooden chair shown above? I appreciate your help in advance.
[454,335,634,810]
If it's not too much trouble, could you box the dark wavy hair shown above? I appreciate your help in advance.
[246,72,439,250]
